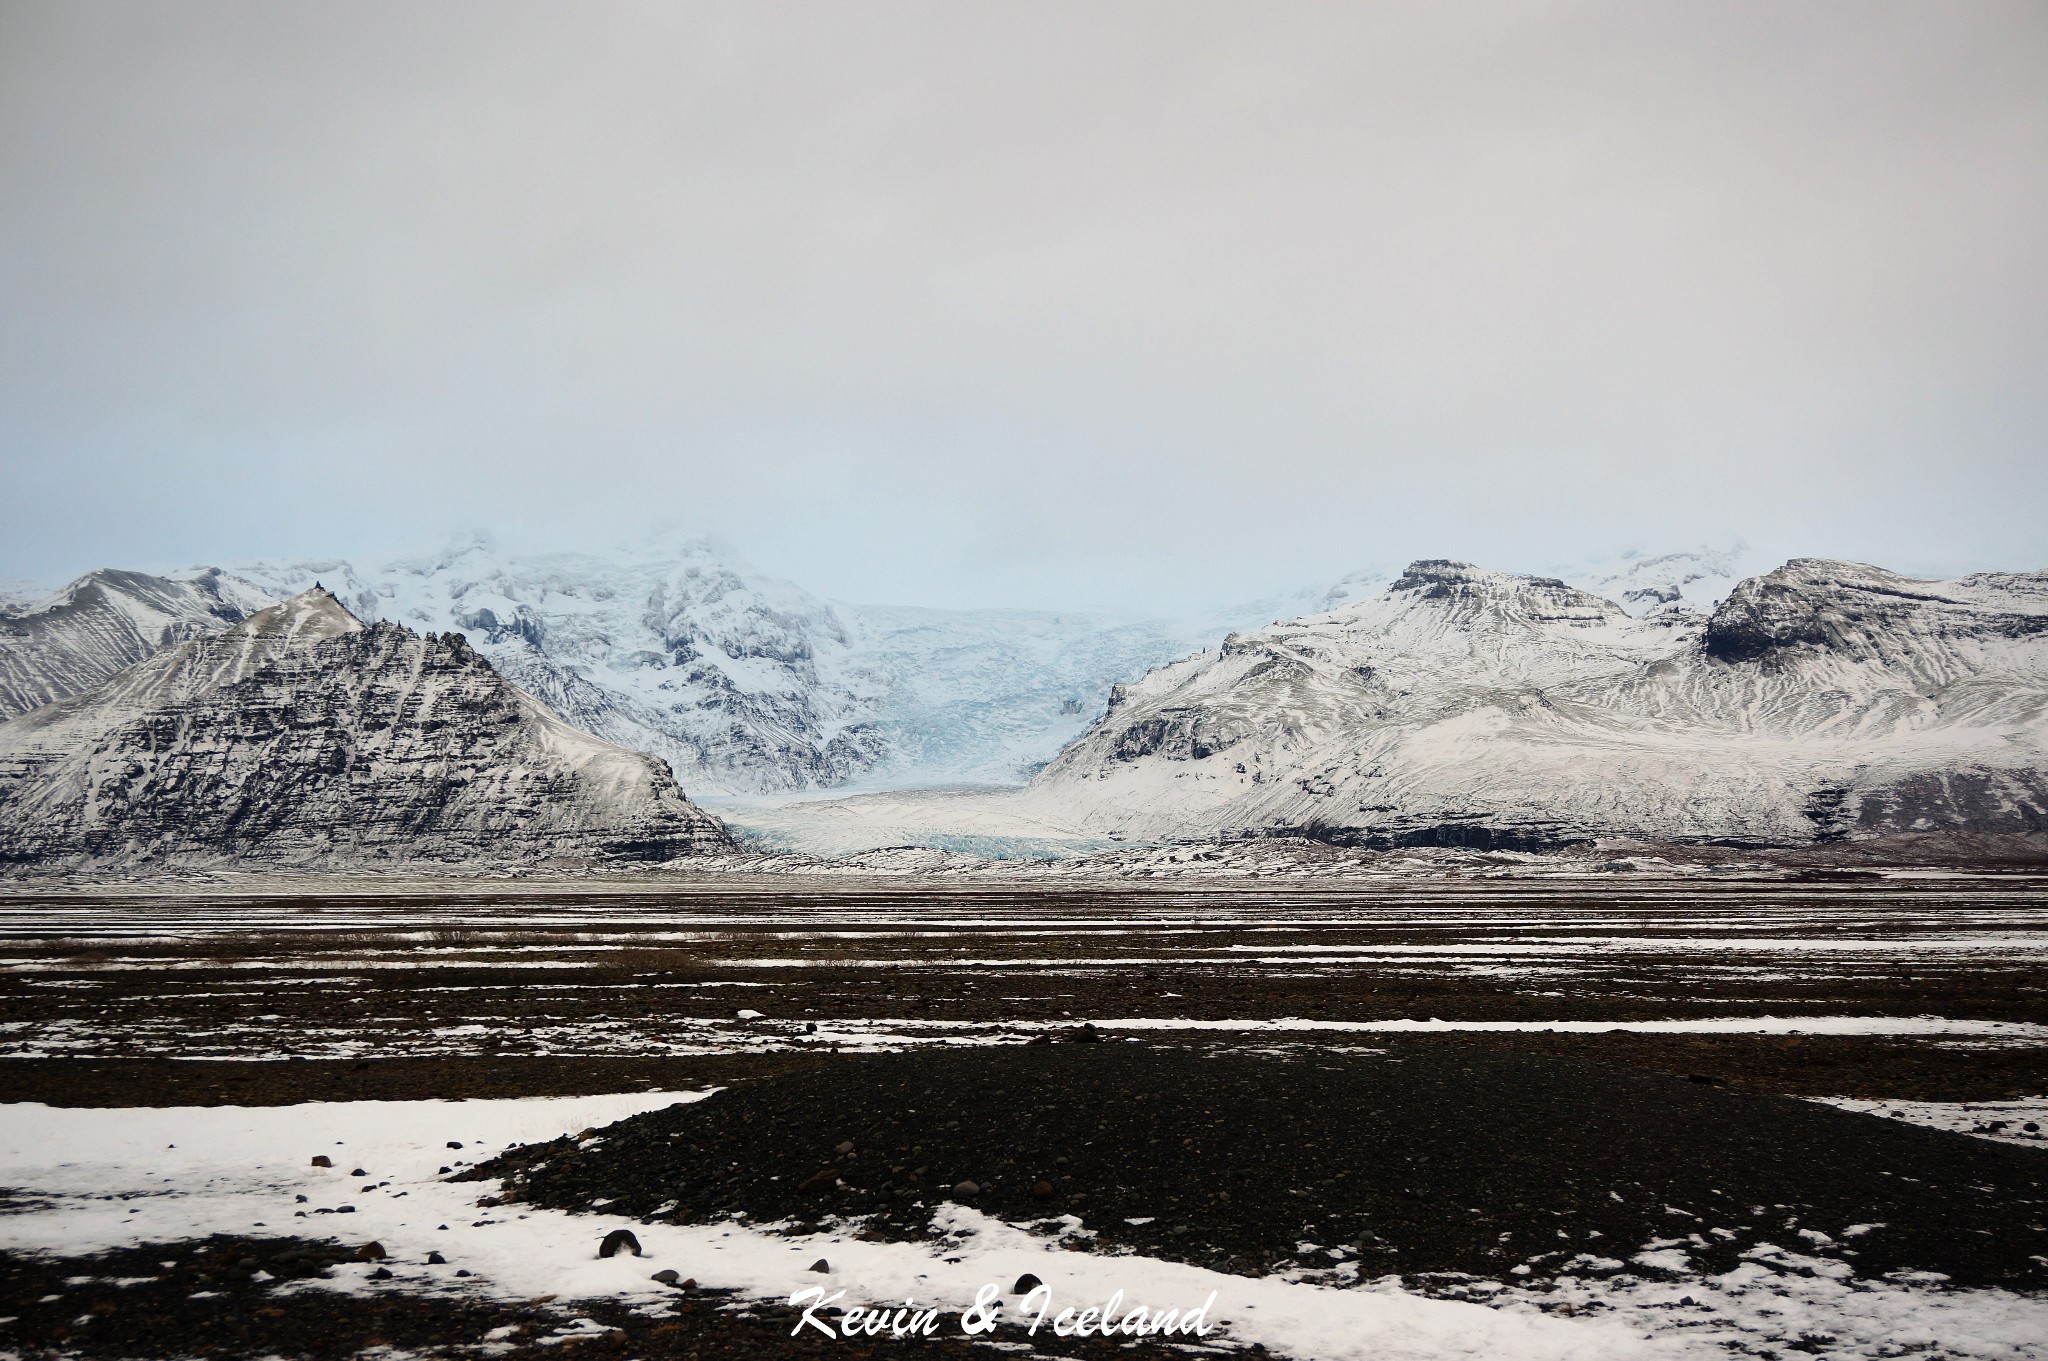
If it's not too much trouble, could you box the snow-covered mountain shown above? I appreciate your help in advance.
[1016,558,2048,849]
[0,568,271,719]
[221,538,1241,795]
[0,590,732,869]
[226,540,891,796]
[0,536,1793,810]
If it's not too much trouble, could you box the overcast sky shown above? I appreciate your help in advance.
[2,1,2044,611]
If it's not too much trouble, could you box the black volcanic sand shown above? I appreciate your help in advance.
[472,1040,2048,1291]
[0,1236,523,1359]
[10,1034,2048,1109]
[0,1237,1222,1361]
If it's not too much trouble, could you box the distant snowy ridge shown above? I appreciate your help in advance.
[1013,558,2048,849]
[0,567,271,718]
[0,590,732,869]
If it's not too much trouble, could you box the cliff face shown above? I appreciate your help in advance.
[0,568,271,719]
[0,591,732,869]
[1027,559,2048,849]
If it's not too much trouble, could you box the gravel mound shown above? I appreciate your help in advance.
[471,1042,2048,1289]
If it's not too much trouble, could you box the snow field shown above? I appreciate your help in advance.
[1,1092,2045,1359]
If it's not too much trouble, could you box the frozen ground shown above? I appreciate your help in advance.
[1,874,2043,1358]
[1810,1097,2048,1148]
[2,875,2043,1064]
[3,1093,2046,1360]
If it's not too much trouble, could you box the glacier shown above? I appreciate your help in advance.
[214,536,1268,796]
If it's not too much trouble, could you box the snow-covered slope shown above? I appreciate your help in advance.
[0,590,733,869]
[0,568,271,719]
[1557,544,1756,617]
[0,538,1879,820]
[1290,543,1753,622]
[225,540,889,795]
[1018,559,2048,849]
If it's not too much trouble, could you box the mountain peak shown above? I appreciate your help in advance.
[1375,559,1626,631]
[235,588,367,645]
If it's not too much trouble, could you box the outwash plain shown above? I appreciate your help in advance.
[3,865,2046,1360]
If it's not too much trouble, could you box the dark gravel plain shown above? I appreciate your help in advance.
[0,1236,1230,1361]
[5,875,2047,1358]
[7,1032,2048,1108]
[475,1040,2048,1290]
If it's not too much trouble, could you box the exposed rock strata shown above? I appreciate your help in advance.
[0,590,731,869]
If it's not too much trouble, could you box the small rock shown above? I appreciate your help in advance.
[369,1266,393,1280]
[310,1155,333,1168]
[598,1229,643,1259]
[350,1168,368,1177]
[737,1008,764,1020]
[426,1252,446,1265]
[335,1205,356,1214]
[834,1140,856,1155]
[804,1022,818,1033]
[455,1269,472,1278]
[680,1277,697,1291]
[2027,1122,2041,1133]
[809,1258,831,1273]
[650,1268,681,1285]
[355,1242,387,1261]
[952,1180,981,1197]
[447,1141,464,1150]
[1013,1273,1044,1294]
[437,1166,451,1174]
[1073,1024,1103,1043]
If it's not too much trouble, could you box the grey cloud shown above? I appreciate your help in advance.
[2,0,2044,609]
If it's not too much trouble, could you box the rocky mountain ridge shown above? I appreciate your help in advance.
[1019,558,2048,849]
[0,590,732,869]
[0,567,272,719]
